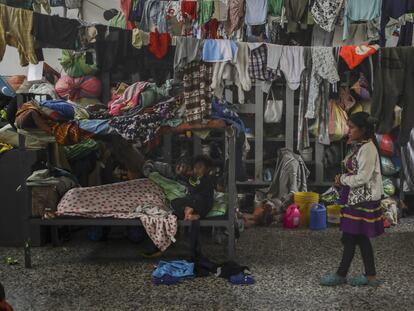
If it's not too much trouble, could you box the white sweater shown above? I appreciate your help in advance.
[340,141,384,202]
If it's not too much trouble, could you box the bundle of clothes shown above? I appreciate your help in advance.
[152,259,254,286]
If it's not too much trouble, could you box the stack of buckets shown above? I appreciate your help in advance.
[294,192,320,226]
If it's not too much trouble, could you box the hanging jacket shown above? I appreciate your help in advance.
[267,148,310,200]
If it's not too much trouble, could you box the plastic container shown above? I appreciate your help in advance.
[327,205,342,224]
[283,204,301,229]
[310,203,327,230]
[294,192,320,226]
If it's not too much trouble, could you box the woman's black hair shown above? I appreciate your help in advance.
[348,111,377,140]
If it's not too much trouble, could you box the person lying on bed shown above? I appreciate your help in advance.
[171,155,215,221]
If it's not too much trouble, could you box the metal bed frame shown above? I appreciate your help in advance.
[16,93,237,267]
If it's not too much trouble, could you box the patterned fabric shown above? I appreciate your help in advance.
[197,0,214,25]
[297,47,312,152]
[109,96,181,143]
[108,81,149,116]
[183,61,213,123]
[57,179,177,251]
[248,44,268,82]
[225,0,245,36]
[306,47,340,119]
[311,0,344,33]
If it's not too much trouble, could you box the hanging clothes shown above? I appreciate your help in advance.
[198,0,215,25]
[339,45,379,70]
[284,0,308,24]
[297,47,312,152]
[140,0,168,32]
[372,47,414,145]
[269,0,284,17]
[120,0,136,30]
[174,37,203,76]
[280,46,305,91]
[343,0,381,41]
[202,39,238,62]
[245,0,268,26]
[225,0,246,36]
[32,11,80,50]
[311,0,344,33]
[380,0,414,46]
[248,44,268,82]
[211,42,251,103]
[0,4,38,66]
[212,0,228,21]
[183,62,213,123]
[181,0,197,21]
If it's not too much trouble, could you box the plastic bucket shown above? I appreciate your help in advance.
[294,192,320,226]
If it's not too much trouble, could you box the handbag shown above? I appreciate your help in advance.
[264,88,283,123]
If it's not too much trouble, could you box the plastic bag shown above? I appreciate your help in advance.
[60,50,97,78]
[264,89,283,123]
[328,100,349,142]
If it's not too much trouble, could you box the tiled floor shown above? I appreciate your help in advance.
[1,218,414,311]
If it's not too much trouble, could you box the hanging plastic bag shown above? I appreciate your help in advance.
[60,50,97,78]
[264,89,283,123]
[328,100,349,142]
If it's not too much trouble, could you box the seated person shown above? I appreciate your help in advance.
[171,155,215,221]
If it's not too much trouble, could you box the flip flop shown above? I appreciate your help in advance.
[152,275,180,286]
[320,273,346,286]
[229,272,255,285]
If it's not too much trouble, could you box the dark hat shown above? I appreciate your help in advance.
[103,8,118,21]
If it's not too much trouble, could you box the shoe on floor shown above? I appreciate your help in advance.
[320,273,346,286]
[142,250,162,259]
[349,275,381,287]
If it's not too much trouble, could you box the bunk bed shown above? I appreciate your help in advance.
[16,95,238,268]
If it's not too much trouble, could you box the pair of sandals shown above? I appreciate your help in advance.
[320,273,381,287]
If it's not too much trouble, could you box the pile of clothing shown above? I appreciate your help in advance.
[152,259,254,286]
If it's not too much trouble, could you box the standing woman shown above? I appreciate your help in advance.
[321,112,384,287]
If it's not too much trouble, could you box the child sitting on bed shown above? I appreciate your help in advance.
[171,155,215,221]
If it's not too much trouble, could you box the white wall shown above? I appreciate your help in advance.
[0,1,120,76]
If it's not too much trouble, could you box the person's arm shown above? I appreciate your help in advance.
[340,144,377,188]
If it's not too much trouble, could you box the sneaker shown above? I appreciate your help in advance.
[320,273,347,286]
[349,275,382,287]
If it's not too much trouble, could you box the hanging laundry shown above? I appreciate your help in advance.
[49,0,65,6]
[245,0,268,26]
[148,30,171,59]
[65,0,82,9]
[32,12,80,50]
[372,48,414,144]
[181,0,197,21]
[6,0,34,9]
[380,0,414,46]
[0,4,38,66]
[306,47,340,119]
[212,0,228,22]
[339,44,379,70]
[297,47,312,152]
[279,46,305,91]
[140,0,168,32]
[311,0,344,33]
[343,0,381,41]
[284,0,308,27]
[129,0,146,23]
[198,0,215,25]
[203,18,219,39]
[211,42,251,103]
[248,44,268,82]
[120,0,136,30]
[225,0,246,36]
[202,39,238,62]
[269,0,284,17]
[266,44,283,71]
[174,37,203,75]
[183,62,213,123]
[32,0,51,14]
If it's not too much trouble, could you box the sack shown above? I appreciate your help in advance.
[264,89,283,123]
[31,186,59,217]
[55,75,102,101]
[338,87,356,112]
[60,50,97,78]
[328,100,349,142]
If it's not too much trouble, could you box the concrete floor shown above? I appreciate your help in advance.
[1,218,414,311]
